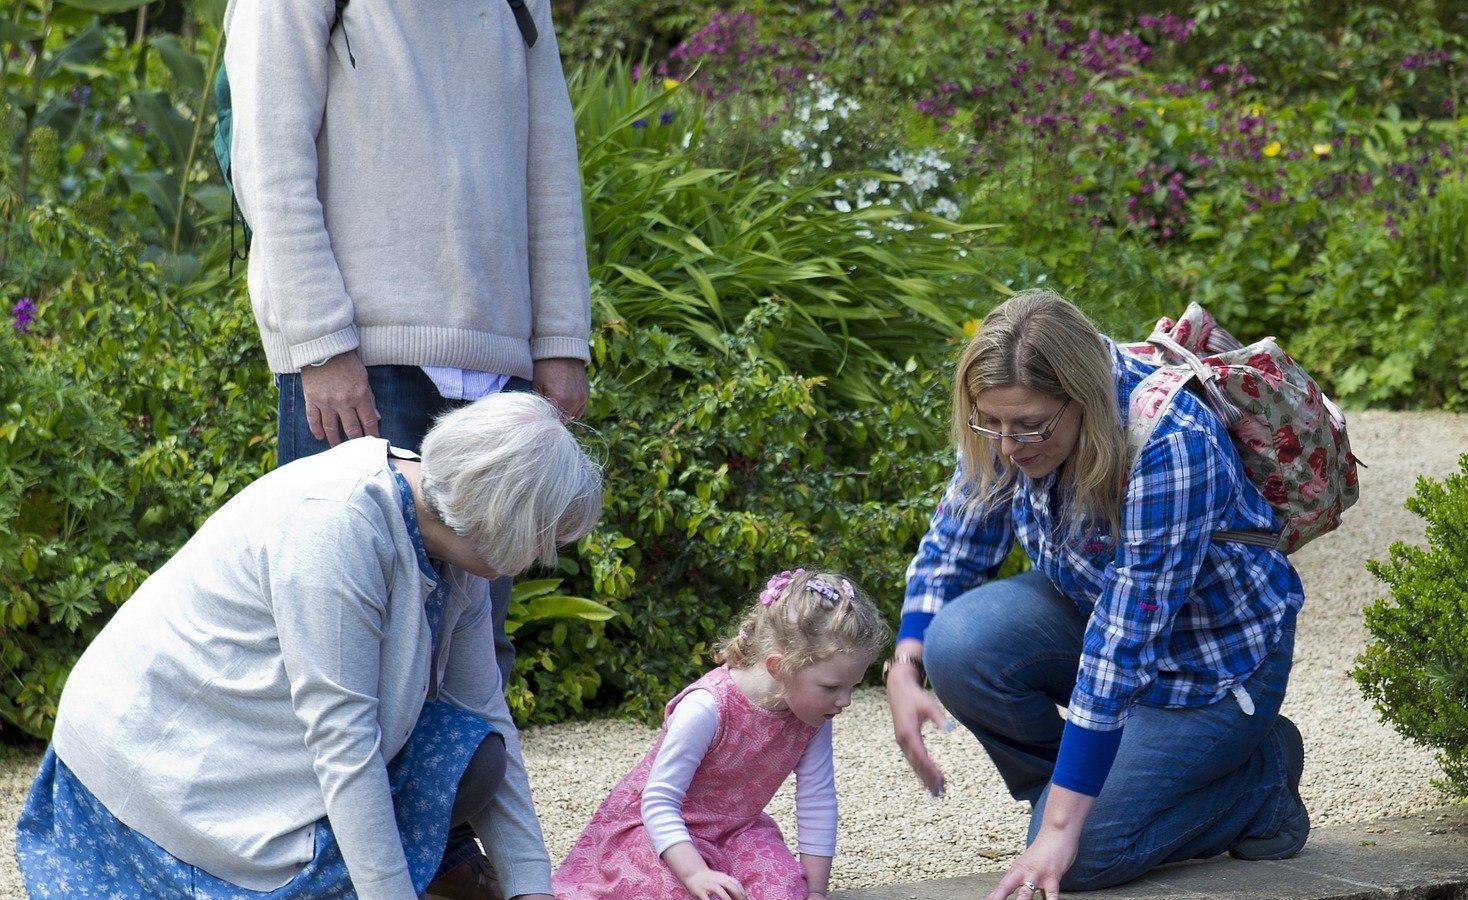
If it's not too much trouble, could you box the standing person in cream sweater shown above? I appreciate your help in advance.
[222,2,592,893]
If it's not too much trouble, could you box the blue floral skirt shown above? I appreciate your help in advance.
[16,701,493,899]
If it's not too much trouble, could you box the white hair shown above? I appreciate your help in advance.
[418,392,603,576]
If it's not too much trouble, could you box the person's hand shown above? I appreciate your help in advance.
[885,660,947,795]
[985,824,1079,900]
[300,349,379,446]
[681,867,747,900]
[987,785,1092,900]
[532,357,588,420]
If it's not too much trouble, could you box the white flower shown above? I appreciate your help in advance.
[834,199,852,212]
[821,151,833,168]
[929,197,961,219]
[813,116,829,133]
[815,90,838,112]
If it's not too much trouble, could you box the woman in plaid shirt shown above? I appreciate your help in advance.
[884,292,1308,899]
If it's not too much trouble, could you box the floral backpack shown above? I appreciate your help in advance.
[1120,303,1361,554]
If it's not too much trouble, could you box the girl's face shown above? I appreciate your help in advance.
[971,385,1081,480]
[769,650,875,728]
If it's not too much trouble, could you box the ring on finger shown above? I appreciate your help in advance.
[1022,882,1038,894]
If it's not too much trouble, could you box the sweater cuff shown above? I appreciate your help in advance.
[1051,719,1123,797]
[287,325,359,370]
[530,335,590,363]
[896,611,935,644]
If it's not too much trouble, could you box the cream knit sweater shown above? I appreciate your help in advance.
[224,0,590,377]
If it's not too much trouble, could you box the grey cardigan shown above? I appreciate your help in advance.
[223,0,591,376]
[52,439,552,899]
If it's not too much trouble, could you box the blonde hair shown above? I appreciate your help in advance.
[952,290,1128,540]
[420,392,603,576]
[715,568,889,679]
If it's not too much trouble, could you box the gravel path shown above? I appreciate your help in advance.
[1,409,1463,897]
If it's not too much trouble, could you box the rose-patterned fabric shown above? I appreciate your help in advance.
[552,666,818,900]
[1121,302,1360,554]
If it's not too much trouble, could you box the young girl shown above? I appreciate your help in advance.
[553,568,889,900]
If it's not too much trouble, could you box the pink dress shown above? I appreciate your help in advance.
[552,666,820,899]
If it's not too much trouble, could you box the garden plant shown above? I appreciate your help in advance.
[1,0,1466,793]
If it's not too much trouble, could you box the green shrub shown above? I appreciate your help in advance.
[511,303,955,724]
[0,204,273,739]
[0,324,144,737]
[1353,455,1468,799]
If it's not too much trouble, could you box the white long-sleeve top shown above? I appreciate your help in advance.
[639,689,838,857]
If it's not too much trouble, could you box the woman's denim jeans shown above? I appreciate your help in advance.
[924,570,1299,890]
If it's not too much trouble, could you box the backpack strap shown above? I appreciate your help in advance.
[506,0,539,47]
[1126,364,1283,552]
[334,0,355,68]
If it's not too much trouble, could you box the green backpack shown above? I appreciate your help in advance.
[211,0,537,264]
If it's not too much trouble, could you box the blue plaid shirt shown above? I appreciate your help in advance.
[902,343,1303,732]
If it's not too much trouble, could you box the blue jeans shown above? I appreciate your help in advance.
[924,570,1299,890]
[277,365,530,876]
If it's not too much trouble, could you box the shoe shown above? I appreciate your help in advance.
[1230,715,1310,860]
[424,852,505,900]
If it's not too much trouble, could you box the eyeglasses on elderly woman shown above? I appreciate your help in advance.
[967,398,1071,444]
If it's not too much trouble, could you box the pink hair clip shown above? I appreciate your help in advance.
[760,569,804,605]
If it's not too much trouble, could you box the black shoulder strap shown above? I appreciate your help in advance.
[334,0,356,67]
[506,0,538,47]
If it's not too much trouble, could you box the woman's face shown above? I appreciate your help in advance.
[971,385,1082,480]
[425,528,503,580]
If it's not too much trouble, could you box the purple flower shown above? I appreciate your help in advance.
[659,110,674,125]
[11,297,35,333]
[631,118,648,129]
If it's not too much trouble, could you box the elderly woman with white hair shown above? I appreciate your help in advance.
[16,392,601,900]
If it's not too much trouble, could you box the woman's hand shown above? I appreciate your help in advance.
[986,785,1094,900]
[885,647,948,796]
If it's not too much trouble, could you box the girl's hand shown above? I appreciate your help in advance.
[682,867,747,900]
[885,662,948,795]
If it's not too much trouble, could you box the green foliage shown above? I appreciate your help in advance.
[4,0,1468,736]
[0,202,272,738]
[518,303,953,723]
[2,0,228,276]
[560,0,710,66]
[0,324,141,737]
[571,62,996,409]
[1353,456,1468,799]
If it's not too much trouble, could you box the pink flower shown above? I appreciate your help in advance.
[1262,473,1288,506]
[1272,425,1303,464]
[1248,351,1285,384]
[1235,416,1272,454]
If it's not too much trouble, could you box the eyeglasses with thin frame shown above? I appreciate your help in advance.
[967,398,1072,444]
